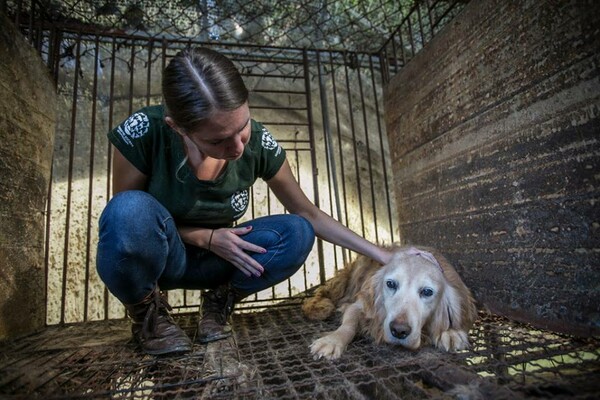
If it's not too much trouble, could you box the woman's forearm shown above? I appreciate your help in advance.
[299,208,393,265]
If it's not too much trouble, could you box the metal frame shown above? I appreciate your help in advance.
[30,28,397,324]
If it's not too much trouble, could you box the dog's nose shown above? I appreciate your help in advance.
[390,321,411,339]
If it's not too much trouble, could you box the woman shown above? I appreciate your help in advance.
[96,47,392,355]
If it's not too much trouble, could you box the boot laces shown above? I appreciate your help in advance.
[203,287,235,323]
[141,290,173,339]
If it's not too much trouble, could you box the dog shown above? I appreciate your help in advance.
[302,246,477,360]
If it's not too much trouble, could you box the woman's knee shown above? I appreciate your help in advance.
[286,214,315,254]
[100,191,161,226]
[265,214,315,263]
[97,190,172,266]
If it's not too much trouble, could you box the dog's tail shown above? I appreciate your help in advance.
[302,266,354,321]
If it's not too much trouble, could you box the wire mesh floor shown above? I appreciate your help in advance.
[1,304,599,399]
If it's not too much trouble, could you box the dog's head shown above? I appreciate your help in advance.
[369,247,475,350]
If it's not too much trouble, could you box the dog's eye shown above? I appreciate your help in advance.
[386,280,398,290]
[420,288,434,297]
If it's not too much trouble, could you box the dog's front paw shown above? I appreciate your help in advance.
[435,329,470,352]
[310,333,347,360]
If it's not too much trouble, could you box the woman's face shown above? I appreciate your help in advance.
[184,103,251,161]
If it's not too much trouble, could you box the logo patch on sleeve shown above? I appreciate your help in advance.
[117,112,150,146]
[261,127,282,156]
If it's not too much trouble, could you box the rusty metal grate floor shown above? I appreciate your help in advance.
[1,305,599,399]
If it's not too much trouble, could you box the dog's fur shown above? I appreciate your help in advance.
[302,246,477,360]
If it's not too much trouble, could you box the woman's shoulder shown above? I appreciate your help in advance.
[249,119,277,143]
[110,105,168,147]
[250,119,264,133]
[138,105,166,125]
[247,119,284,159]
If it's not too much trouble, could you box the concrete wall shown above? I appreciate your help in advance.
[384,0,599,336]
[0,13,56,340]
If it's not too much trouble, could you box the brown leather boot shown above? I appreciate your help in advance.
[197,285,237,343]
[124,287,192,355]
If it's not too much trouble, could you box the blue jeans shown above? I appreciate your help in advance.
[96,191,315,304]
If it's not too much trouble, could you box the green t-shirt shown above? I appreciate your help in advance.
[108,105,286,228]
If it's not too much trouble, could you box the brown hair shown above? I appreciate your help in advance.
[162,47,248,132]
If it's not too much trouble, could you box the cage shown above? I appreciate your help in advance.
[1,0,599,399]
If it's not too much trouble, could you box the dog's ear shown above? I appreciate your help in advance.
[429,283,457,338]
[359,267,380,318]
[359,267,387,343]
[427,252,477,335]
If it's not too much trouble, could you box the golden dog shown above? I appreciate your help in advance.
[302,246,477,360]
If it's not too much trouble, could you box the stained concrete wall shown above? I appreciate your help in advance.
[384,0,599,336]
[0,14,56,340]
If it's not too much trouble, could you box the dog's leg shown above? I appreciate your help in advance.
[309,300,363,360]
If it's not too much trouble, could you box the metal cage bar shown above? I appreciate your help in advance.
[378,0,468,84]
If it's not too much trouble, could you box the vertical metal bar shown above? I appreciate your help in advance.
[426,0,435,35]
[44,160,54,325]
[328,52,348,266]
[398,29,406,68]
[46,27,55,83]
[146,39,153,107]
[430,0,439,34]
[343,52,366,239]
[294,151,310,292]
[128,41,135,115]
[416,2,426,50]
[392,34,404,74]
[248,184,259,303]
[27,0,34,42]
[268,177,280,300]
[356,55,378,244]
[267,153,276,298]
[370,55,395,244]
[44,28,60,322]
[317,51,343,249]
[34,0,44,53]
[378,48,388,85]
[104,35,117,320]
[303,49,325,285]
[407,14,416,57]
[52,29,62,85]
[43,22,55,324]
[83,35,100,322]
[161,38,167,73]
[160,39,177,307]
[15,0,22,32]
[61,33,82,324]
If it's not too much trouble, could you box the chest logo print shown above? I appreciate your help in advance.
[231,189,249,215]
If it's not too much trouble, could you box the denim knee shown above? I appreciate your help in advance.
[284,214,315,260]
[99,191,166,232]
[96,191,181,303]
[230,214,315,296]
